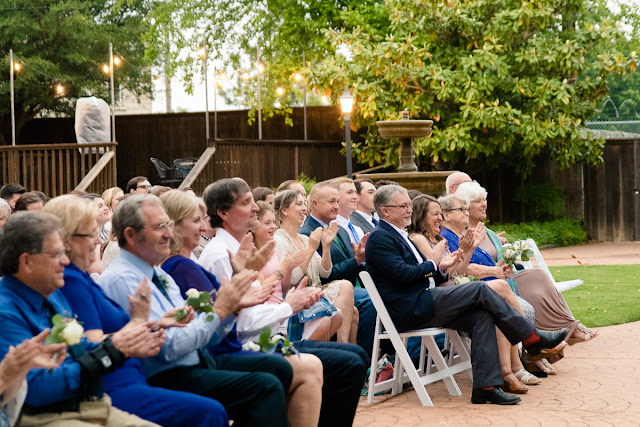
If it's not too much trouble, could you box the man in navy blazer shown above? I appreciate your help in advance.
[300,183,376,358]
[365,184,568,405]
[350,179,377,234]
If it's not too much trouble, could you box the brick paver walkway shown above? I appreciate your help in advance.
[354,314,640,426]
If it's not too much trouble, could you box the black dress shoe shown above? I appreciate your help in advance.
[471,387,521,405]
[524,328,568,356]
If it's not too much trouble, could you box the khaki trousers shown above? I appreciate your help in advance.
[17,395,159,427]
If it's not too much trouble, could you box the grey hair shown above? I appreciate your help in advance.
[373,184,408,218]
[438,194,468,212]
[0,211,61,275]
[0,198,10,215]
[113,194,162,248]
[455,181,488,206]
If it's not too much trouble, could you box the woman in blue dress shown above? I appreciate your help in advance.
[45,194,229,427]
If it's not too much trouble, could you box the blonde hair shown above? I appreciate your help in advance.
[43,195,97,246]
[102,187,123,215]
[273,189,300,226]
[159,190,206,255]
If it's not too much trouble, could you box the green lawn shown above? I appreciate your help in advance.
[552,265,640,328]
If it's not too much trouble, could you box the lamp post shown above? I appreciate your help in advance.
[198,39,209,141]
[9,49,16,146]
[109,43,116,142]
[339,88,354,178]
[256,45,262,140]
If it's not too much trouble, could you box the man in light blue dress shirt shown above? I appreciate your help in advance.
[99,194,288,427]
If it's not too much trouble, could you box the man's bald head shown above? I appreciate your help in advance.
[446,172,472,195]
[308,183,340,223]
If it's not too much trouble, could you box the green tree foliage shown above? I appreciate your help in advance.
[144,0,389,124]
[0,0,152,145]
[309,0,637,174]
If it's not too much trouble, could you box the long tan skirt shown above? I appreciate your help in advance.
[514,268,579,340]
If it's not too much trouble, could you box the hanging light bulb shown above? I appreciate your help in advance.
[197,47,206,58]
[13,62,20,71]
[56,84,64,95]
[276,87,284,96]
[242,72,250,80]
[113,56,121,66]
[103,64,110,74]
[257,63,264,73]
[294,73,301,81]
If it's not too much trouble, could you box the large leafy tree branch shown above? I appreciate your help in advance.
[0,0,152,145]
[144,0,389,124]
[309,0,637,174]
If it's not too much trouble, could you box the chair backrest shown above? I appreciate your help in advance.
[150,157,172,179]
[524,238,556,283]
[173,157,198,179]
[359,271,399,336]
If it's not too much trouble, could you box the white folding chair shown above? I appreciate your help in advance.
[360,271,472,406]
[520,238,584,293]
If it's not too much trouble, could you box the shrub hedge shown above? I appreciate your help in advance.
[489,218,588,247]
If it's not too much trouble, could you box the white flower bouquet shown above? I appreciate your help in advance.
[174,288,215,322]
[501,240,534,267]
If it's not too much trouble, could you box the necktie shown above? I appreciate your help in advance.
[43,299,58,321]
[347,221,360,244]
[372,217,378,226]
[152,272,174,307]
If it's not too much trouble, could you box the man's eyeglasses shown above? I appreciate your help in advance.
[36,248,67,260]
[147,220,175,232]
[384,204,412,211]
[446,207,469,213]
[137,185,152,190]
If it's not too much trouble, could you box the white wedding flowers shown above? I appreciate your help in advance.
[185,288,201,299]
[270,334,285,345]
[502,249,515,260]
[454,276,471,285]
[242,341,261,352]
[61,319,84,345]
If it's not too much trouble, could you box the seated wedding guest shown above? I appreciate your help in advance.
[45,194,230,426]
[99,194,289,427]
[0,212,160,425]
[32,191,47,205]
[410,195,542,393]
[365,184,568,405]
[126,176,152,194]
[199,178,368,427]
[277,180,307,196]
[0,330,65,426]
[252,186,275,207]
[274,190,357,343]
[0,184,25,210]
[101,187,124,242]
[300,183,376,359]
[445,171,472,195]
[160,190,324,427]
[253,201,342,339]
[455,181,597,374]
[14,193,44,212]
[0,199,10,231]
[150,186,172,197]
[351,179,377,234]
[407,189,423,200]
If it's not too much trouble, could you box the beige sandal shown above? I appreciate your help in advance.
[514,368,542,385]
[535,358,558,375]
[568,323,599,346]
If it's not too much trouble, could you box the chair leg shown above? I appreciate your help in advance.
[368,317,384,403]
[389,334,434,406]
[423,336,462,397]
[447,331,473,381]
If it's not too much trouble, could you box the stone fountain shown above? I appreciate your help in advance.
[355,110,458,195]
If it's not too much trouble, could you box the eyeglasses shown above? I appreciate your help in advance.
[36,248,68,260]
[146,220,175,232]
[73,230,99,239]
[446,207,469,213]
[384,204,412,211]
[137,185,151,190]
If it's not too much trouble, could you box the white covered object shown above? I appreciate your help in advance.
[75,97,110,153]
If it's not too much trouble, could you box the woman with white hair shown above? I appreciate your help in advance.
[0,199,10,231]
[454,181,597,375]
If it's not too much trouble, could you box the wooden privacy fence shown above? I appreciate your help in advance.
[583,138,640,242]
[204,138,346,189]
[0,143,117,197]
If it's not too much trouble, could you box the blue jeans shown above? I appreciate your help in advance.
[354,287,376,360]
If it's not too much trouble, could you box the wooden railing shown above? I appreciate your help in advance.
[0,143,117,197]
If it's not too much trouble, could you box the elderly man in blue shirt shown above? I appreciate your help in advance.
[0,211,160,426]
[99,194,289,427]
